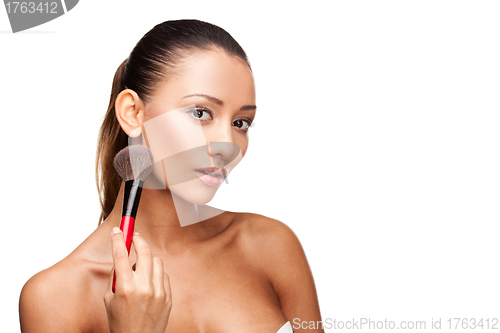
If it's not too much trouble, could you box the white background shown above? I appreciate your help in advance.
[1,1,499,332]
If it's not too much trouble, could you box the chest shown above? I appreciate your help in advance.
[88,250,284,333]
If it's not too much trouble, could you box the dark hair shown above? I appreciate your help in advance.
[96,19,250,225]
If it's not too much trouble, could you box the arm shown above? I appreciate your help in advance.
[252,217,324,333]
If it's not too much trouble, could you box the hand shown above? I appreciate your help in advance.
[104,227,171,333]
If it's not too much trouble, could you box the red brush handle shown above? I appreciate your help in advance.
[112,215,136,292]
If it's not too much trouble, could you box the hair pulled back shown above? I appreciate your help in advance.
[95,19,249,225]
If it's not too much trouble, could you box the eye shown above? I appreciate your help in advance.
[232,118,252,132]
[188,107,213,121]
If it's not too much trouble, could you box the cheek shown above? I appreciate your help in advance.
[225,144,244,175]
[142,160,169,190]
[223,134,247,173]
[143,106,206,163]
[234,136,249,157]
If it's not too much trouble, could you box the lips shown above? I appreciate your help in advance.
[194,167,227,187]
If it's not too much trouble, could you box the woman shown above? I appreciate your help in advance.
[19,19,323,333]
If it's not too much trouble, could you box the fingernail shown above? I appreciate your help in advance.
[112,227,121,235]
[133,231,140,235]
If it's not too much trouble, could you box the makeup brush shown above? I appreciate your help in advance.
[112,145,154,292]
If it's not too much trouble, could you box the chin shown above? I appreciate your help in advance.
[169,178,220,205]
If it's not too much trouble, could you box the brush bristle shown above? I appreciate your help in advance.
[113,145,154,182]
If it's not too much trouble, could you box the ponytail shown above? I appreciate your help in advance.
[95,59,129,225]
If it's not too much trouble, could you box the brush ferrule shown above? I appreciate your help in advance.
[122,179,144,218]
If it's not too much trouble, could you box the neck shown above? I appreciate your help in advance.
[103,182,227,254]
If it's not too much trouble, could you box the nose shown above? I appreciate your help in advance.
[206,122,238,162]
[208,141,239,162]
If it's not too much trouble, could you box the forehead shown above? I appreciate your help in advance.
[148,49,255,110]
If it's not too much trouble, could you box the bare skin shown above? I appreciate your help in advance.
[19,49,324,333]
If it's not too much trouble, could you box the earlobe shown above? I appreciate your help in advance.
[129,126,142,137]
[115,89,144,137]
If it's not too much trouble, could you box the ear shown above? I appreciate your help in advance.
[115,89,144,137]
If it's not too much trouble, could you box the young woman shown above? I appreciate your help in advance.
[19,19,324,333]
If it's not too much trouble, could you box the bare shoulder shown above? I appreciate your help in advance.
[234,212,298,241]
[19,251,109,333]
[227,212,307,275]
[227,212,322,322]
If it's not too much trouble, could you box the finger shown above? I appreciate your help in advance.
[152,257,165,297]
[104,267,115,305]
[132,232,153,282]
[164,270,172,306]
[162,262,172,305]
[111,227,133,288]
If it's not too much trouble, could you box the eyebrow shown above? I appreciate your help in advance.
[182,93,256,111]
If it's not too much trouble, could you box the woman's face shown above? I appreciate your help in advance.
[137,48,256,205]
